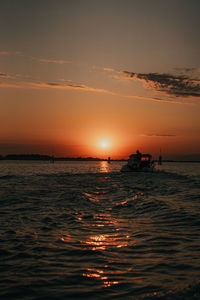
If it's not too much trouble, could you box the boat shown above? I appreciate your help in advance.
[121,153,154,172]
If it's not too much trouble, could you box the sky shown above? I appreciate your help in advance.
[0,0,200,159]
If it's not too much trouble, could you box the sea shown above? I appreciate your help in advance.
[0,160,200,299]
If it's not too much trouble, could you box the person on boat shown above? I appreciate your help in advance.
[136,150,142,161]
[135,150,142,168]
[127,150,142,169]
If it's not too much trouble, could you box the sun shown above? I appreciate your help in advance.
[99,140,110,149]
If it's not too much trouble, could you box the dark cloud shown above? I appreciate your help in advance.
[143,134,177,137]
[0,73,13,79]
[174,67,200,74]
[32,82,99,90]
[119,70,200,98]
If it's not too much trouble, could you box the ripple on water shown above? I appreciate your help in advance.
[0,168,200,299]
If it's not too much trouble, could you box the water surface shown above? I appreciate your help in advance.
[0,161,200,299]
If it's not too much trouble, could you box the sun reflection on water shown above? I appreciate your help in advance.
[91,213,118,227]
[82,268,119,288]
[84,232,131,251]
[99,161,110,173]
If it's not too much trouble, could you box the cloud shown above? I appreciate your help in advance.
[0,50,72,65]
[103,67,116,72]
[30,57,72,65]
[0,51,24,57]
[119,70,200,98]
[0,80,116,95]
[31,82,86,89]
[142,133,177,137]
[0,51,9,55]
[174,67,200,74]
[30,81,116,95]
[3,80,175,101]
[0,73,14,79]
[121,94,185,104]
[60,78,73,82]
[1,79,198,105]
[0,72,30,80]
[0,81,21,88]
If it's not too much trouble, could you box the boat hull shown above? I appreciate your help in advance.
[120,164,154,172]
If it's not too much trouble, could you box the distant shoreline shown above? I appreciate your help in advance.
[0,154,199,163]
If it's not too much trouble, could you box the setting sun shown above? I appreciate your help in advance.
[99,140,110,149]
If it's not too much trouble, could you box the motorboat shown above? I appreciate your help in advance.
[121,153,154,172]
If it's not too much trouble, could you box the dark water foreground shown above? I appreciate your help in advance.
[0,169,200,299]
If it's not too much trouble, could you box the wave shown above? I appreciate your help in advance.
[0,174,16,180]
[0,163,200,299]
[140,281,200,300]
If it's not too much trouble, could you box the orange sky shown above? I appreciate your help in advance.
[0,1,200,159]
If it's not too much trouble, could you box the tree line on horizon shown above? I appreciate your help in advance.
[0,154,199,162]
[0,154,108,161]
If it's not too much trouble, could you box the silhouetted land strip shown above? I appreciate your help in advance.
[0,154,199,162]
[0,154,108,161]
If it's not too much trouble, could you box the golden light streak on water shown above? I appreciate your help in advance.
[82,268,119,288]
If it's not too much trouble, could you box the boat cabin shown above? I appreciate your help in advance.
[121,152,154,172]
